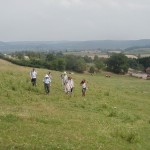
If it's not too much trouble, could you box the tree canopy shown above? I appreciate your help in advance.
[106,53,129,74]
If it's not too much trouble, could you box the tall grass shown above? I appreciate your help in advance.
[0,59,150,150]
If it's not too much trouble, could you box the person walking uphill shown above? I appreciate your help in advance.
[30,68,37,86]
[43,74,51,95]
[62,72,68,93]
[68,77,74,94]
[80,79,87,96]
[65,76,74,95]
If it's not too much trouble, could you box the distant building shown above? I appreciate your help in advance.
[4,54,12,59]
[98,55,109,58]
[24,56,30,60]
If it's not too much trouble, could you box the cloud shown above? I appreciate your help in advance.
[0,0,150,41]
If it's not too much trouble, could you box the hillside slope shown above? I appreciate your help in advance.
[0,59,150,150]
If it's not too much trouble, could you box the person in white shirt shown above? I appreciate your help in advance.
[63,72,68,93]
[65,79,71,94]
[43,74,51,94]
[80,79,87,96]
[67,77,74,94]
[30,68,37,86]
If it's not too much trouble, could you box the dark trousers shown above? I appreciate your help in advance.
[82,88,86,96]
[31,78,36,86]
[44,83,50,94]
[71,88,73,93]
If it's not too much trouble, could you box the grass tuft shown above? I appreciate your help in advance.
[108,109,117,117]
[104,91,110,96]
[0,114,22,123]
[11,85,17,91]
[112,128,140,143]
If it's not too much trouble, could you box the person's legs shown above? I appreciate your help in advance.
[71,88,73,93]
[82,89,84,96]
[64,84,68,93]
[82,88,86,96]
[32,78,36,86]
[70,88,73,95]
[33,78,36,86]
[31,78,34,86]
[45,84,50,94]
[82,91,85,96]
[47,84,50,94]
[44,83,46,93]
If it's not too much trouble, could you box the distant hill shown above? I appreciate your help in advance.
[0,39,150,53]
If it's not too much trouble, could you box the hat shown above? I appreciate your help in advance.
[45,74,49,78]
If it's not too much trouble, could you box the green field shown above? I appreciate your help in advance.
[0,59,150,150]
[64,50,150,59]
[125,48,150,55]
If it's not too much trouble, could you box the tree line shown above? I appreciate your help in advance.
[0,51,150,74]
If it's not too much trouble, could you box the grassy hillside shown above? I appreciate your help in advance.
[0,59,150,150]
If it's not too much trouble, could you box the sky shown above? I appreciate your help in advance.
[0,0,150,41]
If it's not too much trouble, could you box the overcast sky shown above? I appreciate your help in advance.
[0,0,150,41]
